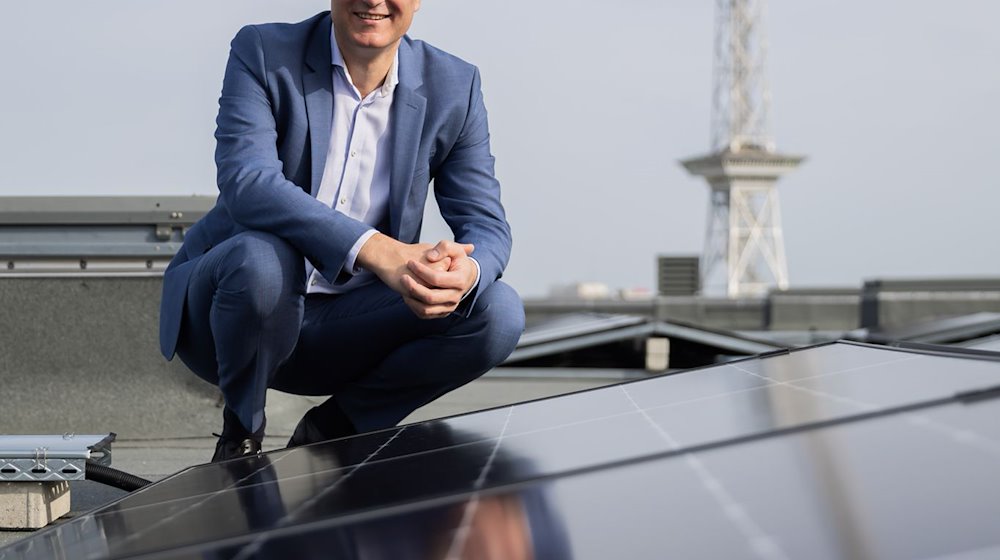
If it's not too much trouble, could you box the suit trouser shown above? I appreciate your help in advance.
[174,231,525,434]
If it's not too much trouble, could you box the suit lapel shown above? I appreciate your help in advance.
[389,39,427,239]
[388,87,426,238]
[304,16,334,196]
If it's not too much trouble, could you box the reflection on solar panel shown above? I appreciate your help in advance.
[3,341,1000,559]
[963,335,1000,352]
[855,312,1000,346]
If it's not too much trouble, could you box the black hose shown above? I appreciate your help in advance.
[85,460,152,491]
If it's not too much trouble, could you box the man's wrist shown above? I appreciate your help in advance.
[345,229,378,275]
[356,232,398,278]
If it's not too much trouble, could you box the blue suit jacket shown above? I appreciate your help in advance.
[159,12,511,360]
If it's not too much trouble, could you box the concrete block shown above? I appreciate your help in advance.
[0,481,71,529]
[645,337,670,372]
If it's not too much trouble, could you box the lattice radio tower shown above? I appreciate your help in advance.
[681,0,804,298]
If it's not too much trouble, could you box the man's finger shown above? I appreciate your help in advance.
[402,275,462,306]
[407,260,466,290]
[426,240,474,261]
[428,255,452,272]
[406,281,460,307]
[403,295,456,319]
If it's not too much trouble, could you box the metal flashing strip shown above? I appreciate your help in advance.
[0,434,114,482]
[485,367,649,381]
[961,335,1000,352]
[0,257,172,276]
[649,321,781,355]
[0,225,185,259]
[0,196,215,226]
[508,313,784,364]
[860,312,1000,345]
[517,313,648,347]
[838,338,1000,363]
[506,323,658,363]
[890,341,1000,360]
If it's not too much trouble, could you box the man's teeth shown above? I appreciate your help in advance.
[357,13,388,20]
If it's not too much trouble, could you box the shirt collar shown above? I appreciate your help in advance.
[330,28,399,98]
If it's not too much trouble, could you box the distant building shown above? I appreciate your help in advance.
[549,282,613,301]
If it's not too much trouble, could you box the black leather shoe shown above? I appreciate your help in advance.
[287,404,356,448]
[211,435,262,462]
[211,407,264,462]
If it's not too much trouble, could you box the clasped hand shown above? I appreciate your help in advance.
[359,234,477,319]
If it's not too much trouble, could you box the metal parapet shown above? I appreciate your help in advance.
[0,196,215,276]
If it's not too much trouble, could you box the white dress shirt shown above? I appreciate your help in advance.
[305,31,397,294]
[306,30,480,298]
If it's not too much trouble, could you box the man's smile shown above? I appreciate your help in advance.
[355,12,390,21]
[333,0,417,52]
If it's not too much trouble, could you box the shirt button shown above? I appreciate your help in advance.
[310,278,318,286]
[350,151,357,158]
[339,197,347,205]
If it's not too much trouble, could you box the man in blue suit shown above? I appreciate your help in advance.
[159,0,524,461]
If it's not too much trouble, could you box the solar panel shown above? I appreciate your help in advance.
[3,341,999,559]
[858,312,1000,345]
[964,335,1000,352]
[510,313,781,364]
[517,313,648,347]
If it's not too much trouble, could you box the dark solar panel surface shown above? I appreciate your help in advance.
[4,342,1000,559]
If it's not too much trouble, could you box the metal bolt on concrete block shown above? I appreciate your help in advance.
[0,481,71,529]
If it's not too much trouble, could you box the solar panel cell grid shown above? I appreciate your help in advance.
[3,342,999,560]
[114,397,1000,560]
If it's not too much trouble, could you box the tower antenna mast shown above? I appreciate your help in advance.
[682,0,804,298]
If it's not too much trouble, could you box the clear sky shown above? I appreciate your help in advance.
[1,1,998,297]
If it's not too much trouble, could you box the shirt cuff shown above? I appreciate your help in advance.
[460,257,481,301]
[345,229,378,275]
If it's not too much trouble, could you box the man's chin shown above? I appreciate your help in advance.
[346,30,394,47]
[348,38,401,55]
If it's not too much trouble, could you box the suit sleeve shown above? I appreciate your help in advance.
[214,26,369,284]
[433,67,512,315]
